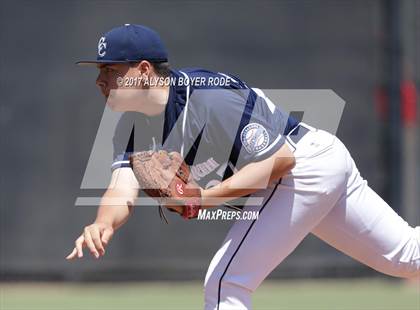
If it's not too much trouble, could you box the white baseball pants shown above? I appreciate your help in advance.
[204,127,420,310]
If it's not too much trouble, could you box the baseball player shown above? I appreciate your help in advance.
[67,24,420,310]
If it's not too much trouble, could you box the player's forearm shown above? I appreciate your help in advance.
[201,145,295,206]
[95,188,137,230]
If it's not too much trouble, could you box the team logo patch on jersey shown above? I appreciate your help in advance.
[240,123,270,154]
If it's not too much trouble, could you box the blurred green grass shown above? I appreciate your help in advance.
[1,279,419,310]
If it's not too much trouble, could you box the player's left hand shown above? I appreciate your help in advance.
[129,150,202,220]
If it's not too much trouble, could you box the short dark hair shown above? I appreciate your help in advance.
[151,61,171,78]
[130,61,171,78]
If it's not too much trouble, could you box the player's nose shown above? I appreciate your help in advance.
[96,76,108,95]
[96,75,106,88]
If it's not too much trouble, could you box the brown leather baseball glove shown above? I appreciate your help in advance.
[129,150,201,222]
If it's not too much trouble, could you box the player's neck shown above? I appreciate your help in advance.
[138,85,170,116]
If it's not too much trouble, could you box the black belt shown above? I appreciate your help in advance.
[287,124,310,145]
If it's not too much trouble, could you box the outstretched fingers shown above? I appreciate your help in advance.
[66,235,85,260]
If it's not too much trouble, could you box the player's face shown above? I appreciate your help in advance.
[97,62,158,112]
[96,64,130,98]
[96,61,166,113]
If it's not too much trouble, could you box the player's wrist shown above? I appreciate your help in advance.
[93,219,114,229]
[200,188,221,208]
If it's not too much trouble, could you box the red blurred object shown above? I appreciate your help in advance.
[374,80,418,125]
[400,80,417,126]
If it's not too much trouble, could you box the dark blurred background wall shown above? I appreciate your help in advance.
[1,0,418,281]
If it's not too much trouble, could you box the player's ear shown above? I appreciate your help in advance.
[137,60,153,76]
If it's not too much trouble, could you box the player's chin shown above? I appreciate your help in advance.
[105,100,125,112]
[106,103,119,111]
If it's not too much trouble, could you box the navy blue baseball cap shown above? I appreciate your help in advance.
[76,24,168,65]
